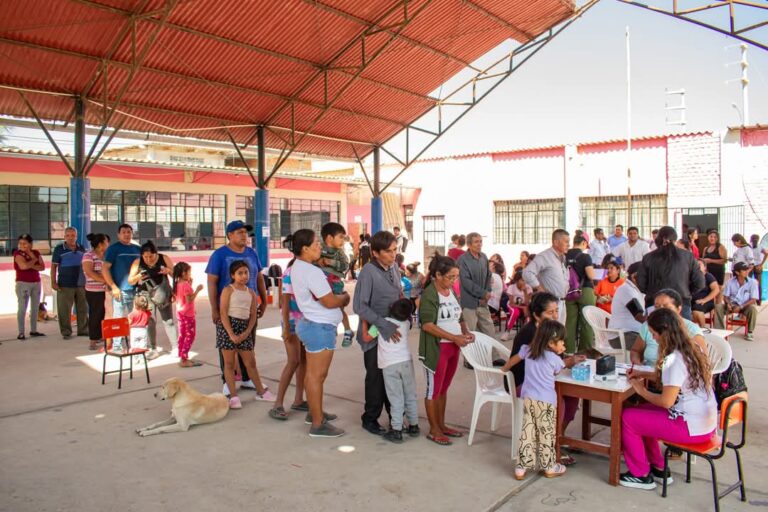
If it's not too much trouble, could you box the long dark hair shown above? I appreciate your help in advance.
[291,229,316,258]
[86,233,109,249]
[529,292,559,322]
[424,253,457,288]
[171,262,191,301]
[647,308,711,394]
[528,319,566,360]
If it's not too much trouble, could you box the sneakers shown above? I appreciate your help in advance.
[254,389,276,401]
[362,423,386,436]
[222,382,230,396]
[407,424,421,437]
[304,412,338,425]
[229,396,242,409]
[746,332,754,341]
[651,466,674,486]
[383,429,404,444]
[145,349,160,360]
[240,379,256,389]
[342,329,354,347]
[619,471,656,490]
[309,423,346,438]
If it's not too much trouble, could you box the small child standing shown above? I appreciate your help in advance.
[378,298,420,443]
[217,260,275,409]
[318,222,354,347]
[127,294,151,352]
[501,319,584,480]
[173,262,203,368]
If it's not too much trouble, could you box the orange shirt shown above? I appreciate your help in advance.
[594,277,625,313]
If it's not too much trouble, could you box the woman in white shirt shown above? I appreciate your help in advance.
[619,307,716,490]
[731,233,754,271]
[607,262,645,350]
[290,229,350,438]
[487,260,504,314]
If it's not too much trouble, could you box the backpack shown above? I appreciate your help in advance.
[713,358,747,408]
[565,265,582,300]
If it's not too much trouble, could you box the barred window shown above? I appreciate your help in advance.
[90,190,226,250]
[580,195,667,239]
[0,185,68,255]
[494,199,565,245]
[236,196,340,249]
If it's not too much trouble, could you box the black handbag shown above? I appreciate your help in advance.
[713,358,747,407]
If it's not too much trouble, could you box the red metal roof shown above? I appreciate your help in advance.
[0,0,576,160]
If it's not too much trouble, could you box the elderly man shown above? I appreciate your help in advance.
[51,226,88,339]
[607,224,627,250]
[715,261,759,340]
[206,220,270,397]
[589,228,610,267]
[457,232,495,336]
[613,226,650,268]
[523,229,570,324]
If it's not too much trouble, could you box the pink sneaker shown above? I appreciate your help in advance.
[254,389,276,401]
[229,396,242,409]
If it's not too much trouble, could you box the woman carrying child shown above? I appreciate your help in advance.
[172,262,203,367]
[502,319,584,479]
[217,260,275,409]
[419,254,475,446]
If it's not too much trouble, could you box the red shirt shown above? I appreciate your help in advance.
[175,281,195,317]
[13,249,43,283]
[127,309,151,328]
[447,248,465,261]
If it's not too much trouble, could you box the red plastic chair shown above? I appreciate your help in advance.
[101,318,150,389]
[725,314,748,336]
[661,392,748,512]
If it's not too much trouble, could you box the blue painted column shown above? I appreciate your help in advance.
[253,188,269,267]
[70,177,90,246]
[370,146,383,234]
[72,97,90,247]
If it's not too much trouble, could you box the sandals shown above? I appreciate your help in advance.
[29,332,45,337]
[290,401,309,412]
[560,454,576,466]
[179,360,203,367]
[17,334,25,340]
[426,434,452,446]
[514,467,527,481]
[269,406,289,421]
[443,428,464,438]
[542,463,567,478]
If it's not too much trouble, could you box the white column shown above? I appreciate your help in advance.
[564,144,580,234]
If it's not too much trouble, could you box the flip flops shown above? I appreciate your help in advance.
[443,428,464,438]
[426,434,452,446]
[290,401,309,412]
[269,407,289,421]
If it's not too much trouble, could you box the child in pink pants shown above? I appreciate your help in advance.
[173,262,203,367]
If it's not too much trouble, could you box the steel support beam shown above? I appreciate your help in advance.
[378,0,600,194]
[253,126,269,266]
[618,0,768,51]
[371,146,383,234]
[71,97,90,246]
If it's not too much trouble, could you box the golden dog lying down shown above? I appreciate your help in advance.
[136,377,229,436]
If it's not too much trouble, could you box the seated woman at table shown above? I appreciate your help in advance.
[607,262,644,351]
[620,307,716,490]
[691,259,719,328]
[630,289,707,368]
[594,259,625,314]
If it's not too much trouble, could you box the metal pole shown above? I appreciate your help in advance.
[71,97,90,246]
[626,26,633,225]
[741,44,749,126]
[371,146,383,234]
[253,125,270,266]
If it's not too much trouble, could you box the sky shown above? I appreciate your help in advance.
[3,0,768,163]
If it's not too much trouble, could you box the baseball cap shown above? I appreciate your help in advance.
[226,220,253,234]
[732,262,750,272]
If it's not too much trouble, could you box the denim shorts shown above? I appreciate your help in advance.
[296,318,338,353]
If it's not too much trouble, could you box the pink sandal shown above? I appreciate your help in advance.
[514,467,526,480]
[543,463,567,478]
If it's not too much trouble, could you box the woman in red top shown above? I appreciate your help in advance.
[14,234,46,340]
[687,228,700,259]
[594,260,625,314]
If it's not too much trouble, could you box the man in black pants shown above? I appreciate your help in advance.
[353,231,402,435]
[206,220,268,396]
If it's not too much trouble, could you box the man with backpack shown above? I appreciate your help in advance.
[523,229,570,324]
[564,235,596,353]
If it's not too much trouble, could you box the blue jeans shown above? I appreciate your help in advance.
[297,318,338,353]
[681,300,692,322]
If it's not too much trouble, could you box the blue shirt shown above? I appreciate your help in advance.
[518,344,565,405]
[639,317,702,366]
[723,276,759,306]
[205,245,263,298]
[52,243,85,287]
[608,234,628,249]
[104,242,141,292]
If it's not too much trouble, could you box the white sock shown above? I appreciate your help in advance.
[223,383,230,396]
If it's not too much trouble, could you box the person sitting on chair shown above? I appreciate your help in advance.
[714,262,759,341]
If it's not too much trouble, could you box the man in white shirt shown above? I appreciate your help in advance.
[523,229,570,323]
[393,226,408,254]
[714,261,759,340]
[589,228,610,267]
[613,226,650,268]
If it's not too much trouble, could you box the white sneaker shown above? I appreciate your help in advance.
[240,379,257,390]
[222,382,230,396]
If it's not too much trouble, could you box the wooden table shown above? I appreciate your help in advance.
[555,370,636,486]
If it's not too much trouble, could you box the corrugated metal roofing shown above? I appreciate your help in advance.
[0,0,576,160]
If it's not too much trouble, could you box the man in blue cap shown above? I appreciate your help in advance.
[206,220,269,395]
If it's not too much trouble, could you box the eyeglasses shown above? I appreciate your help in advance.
[442,274,459,282]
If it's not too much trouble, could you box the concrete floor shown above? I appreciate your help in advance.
[1,292,766,512]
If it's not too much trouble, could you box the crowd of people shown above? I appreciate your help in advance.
[10,220,764,490]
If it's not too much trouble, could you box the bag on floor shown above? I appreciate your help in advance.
[713,358,747,408]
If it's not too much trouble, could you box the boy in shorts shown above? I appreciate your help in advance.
[318,222,354,346]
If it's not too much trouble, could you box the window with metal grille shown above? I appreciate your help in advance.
[494,199,565,245]
[236,196,341,249]
[89,190,226,250]
[580,195,667,239]
[0,185,68,255]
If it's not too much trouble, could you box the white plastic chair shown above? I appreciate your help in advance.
[583,306,628,362]
[460,331,522,461]
[705,334,732,375]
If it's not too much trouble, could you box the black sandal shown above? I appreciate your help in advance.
[17,334,25,340]
[29,332,45,337]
